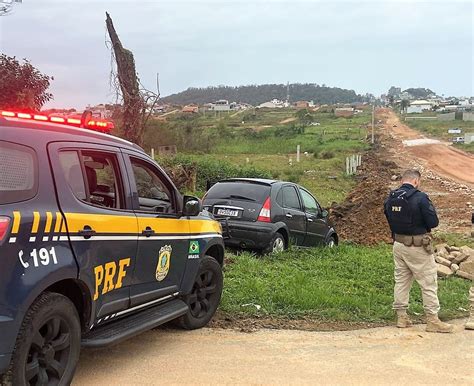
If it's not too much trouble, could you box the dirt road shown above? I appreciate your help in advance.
[383,110,474,187]
[74,321,472,385]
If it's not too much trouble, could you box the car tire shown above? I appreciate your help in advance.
[263,232,286,254]
[2,292,81,386]
[177,256,223,330]
[326,235,337,248]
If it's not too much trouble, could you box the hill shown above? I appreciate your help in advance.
[161,83,364,106]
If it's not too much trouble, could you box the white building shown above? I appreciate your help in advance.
[406,100,433,114]
[208,100,231,111]
[257,99,286,109]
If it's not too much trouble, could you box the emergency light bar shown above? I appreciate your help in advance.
[0,110,115,134]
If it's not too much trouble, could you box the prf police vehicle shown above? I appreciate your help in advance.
[0,110,225,385]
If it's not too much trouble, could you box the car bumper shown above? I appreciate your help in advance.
[224,220,275,250]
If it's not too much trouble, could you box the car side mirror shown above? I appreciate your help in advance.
[183,196,201,217]
[321,209,329,218]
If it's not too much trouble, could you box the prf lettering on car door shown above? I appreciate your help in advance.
[93,258,131,301]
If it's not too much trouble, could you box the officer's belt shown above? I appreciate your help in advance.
[394,234,426,247]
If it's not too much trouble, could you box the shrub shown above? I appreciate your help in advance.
[157,154,272,192]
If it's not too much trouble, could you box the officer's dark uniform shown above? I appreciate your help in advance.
[384,183,441,316]
[384,183,439,238]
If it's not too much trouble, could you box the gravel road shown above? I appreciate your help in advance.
[74,319,473,385]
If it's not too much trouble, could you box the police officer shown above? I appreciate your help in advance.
[384,169,453,333]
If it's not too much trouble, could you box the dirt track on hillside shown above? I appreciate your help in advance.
[384,111,474,186]
[74,321,473,385]
[332,109,473,242]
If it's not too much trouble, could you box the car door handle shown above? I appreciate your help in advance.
[285,213,293,218]
[78,225,96,239]
[142,226,155,237]
[307,218,314,222]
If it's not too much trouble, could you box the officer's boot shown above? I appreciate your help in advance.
[396,310,412,328]
[425,313,454,333]
[465,306,474,330]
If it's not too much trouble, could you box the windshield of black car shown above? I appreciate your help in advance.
[206,182,270,203]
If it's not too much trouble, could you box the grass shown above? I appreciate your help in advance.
[220,244,471,323]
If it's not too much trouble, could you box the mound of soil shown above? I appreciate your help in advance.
[330,150,396,245]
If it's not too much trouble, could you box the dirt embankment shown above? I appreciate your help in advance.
[331,109,474,244]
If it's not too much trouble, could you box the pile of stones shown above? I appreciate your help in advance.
[434,244,474,281]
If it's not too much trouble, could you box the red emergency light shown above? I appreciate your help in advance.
[0,110,114,134]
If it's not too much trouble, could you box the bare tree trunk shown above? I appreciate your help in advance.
[106,12,144,145]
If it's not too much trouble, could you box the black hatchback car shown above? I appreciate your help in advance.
[203,178,338,253]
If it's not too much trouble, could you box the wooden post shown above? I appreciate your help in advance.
[151,148,155,160]
[346,157,350,175]
[296,145,300,163]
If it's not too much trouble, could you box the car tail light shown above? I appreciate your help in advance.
[0,217,11,242]
[257,197,271,222]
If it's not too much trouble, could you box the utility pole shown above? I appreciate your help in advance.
[371,104,375,144]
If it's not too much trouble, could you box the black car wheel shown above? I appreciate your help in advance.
[326,235,337,248]
[177,256,223,330]
[3,292,81,386]
[264,232,287,254]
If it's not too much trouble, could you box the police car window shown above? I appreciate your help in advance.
[130,158,174,214]
[59,150,123,209]
[59,151,87,200]
[282,186,301,210]
[299,189,320,215]
[81,152,123,209]
[0,141,38,204]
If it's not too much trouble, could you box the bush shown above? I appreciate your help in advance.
[316,150,335,159]
[157,154,272,192]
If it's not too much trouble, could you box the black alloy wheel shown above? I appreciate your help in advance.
[178,256,223,330]
[3,292,81,386]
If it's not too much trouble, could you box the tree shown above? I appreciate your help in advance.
[106,12,148,146]
[295,108,313,127]
[0,54,53,110]
[400,99,410,114]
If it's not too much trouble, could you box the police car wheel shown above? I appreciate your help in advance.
[178,256,223,330]
[7,292,81,386]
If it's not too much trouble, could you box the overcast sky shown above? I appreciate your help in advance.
[0,0,472,109]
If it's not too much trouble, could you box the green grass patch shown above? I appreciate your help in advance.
[221,244,471,322]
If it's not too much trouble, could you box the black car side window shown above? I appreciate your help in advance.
[299,188,320,215]
[282,186,301,211]
[59,150,124,209]
[130,158,175,214]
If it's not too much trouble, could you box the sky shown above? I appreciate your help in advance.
[0,0,472,109]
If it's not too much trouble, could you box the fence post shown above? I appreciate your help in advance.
[296,145,300,163]
[346,156,350,175]
[151,148,155,159]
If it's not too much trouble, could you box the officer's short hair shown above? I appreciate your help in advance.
[402,169,421,181]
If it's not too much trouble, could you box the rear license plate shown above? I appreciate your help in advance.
[216,208,239,217]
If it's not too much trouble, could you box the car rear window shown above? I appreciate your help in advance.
[0,141,38,204]
[206,181,270,203]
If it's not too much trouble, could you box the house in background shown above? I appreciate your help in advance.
[257,99,286,108]
[334,107,354,117]
[406,100,433,114]
[182,105,199,113]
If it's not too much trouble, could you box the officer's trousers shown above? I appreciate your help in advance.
[392,241,440,315]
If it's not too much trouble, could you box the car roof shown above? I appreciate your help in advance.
[0,116,145,153]
[218,178,280,186]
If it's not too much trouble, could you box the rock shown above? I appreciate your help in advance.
[437,264,453,277]
[460,246,474,257]
[445,254,456,262]
[447,246,461,253]
[452,252,469,265]
[450,264,459,273]
[450,251,462,258]
[435,255,452,267]
[459,259,474,276]
[391,175,399,181]
[456,270,474,281]
[435,244,449,254]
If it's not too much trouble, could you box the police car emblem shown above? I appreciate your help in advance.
[156,245,172,281]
